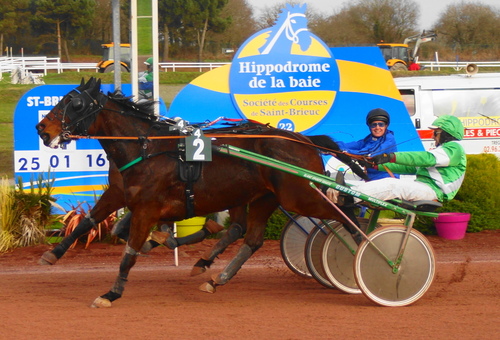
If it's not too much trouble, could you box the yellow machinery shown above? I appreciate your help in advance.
[378,31,437,71]
[97,43,131,73]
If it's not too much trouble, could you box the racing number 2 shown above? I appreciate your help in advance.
[186,129,212,162]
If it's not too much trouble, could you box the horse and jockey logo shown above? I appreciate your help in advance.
[229,4,339,132]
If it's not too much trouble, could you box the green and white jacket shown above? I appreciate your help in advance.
[382,141,467,202]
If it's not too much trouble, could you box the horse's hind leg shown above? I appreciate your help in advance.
[191,207,247,276]
[147,218,224,251]
[199,196,278,293]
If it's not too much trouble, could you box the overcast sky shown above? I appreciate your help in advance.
[248,0,500,31]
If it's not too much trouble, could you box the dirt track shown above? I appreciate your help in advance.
[0,231,499,339]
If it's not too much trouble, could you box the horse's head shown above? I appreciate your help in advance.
[36,77,103,148]
[259,4,311,55]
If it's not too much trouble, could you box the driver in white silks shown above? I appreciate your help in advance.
[328,115,467,205]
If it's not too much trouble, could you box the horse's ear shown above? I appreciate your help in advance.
[80,78,85,86]
[88,78,101,95]
[85,77,94,88]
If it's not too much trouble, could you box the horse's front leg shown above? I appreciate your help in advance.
[91,244,139,308]
[91,209,156,308]
[40,182,125,265]
[199,196,278,293]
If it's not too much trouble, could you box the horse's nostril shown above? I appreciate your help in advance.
[36,124,45,132]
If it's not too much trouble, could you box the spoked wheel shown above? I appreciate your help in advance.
[280,215,319,278]
[354,225,436,307]
[321,218,370,294]
[304,220,336,289]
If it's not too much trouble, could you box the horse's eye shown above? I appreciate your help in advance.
[71,98,84,112]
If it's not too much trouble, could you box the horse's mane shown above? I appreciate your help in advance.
[108,90,159,121]
[204,120,273,135]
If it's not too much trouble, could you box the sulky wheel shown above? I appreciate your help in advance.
[280,215,319,278]
[321,218,374,294]
[304,220,336,289]
[321,223,359,294]
[354,225,436,307]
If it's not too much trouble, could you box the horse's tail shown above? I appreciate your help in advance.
[308,135,369,181]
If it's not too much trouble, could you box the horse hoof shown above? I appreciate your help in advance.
[190,266,206,276]
[199,281,216,293]
[90,297,112,308]
[39,251,57,265]
[151,230,178,250]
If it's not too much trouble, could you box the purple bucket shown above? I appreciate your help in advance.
[434,213,471,240]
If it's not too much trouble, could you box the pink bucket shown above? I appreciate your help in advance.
[434,213,471,240]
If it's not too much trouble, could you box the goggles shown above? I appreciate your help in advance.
[369,122,386,128]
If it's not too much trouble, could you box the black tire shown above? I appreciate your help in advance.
[390,63,408,71]
[104,64,128,73]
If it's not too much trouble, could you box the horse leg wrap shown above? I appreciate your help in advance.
[201,223,244,261]
[50,216,95,260]
[177,219,223,247]
[102,289,123,302]
[111,211,132,240]
[124,244,138,256]
[213,244,253,285]
[176,228,210,246]
[190,258,214,276]
[140,240,159,253]
[105,249,136,300]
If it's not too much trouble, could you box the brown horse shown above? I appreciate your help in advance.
[36,78,366,307]
[37,79,236,266]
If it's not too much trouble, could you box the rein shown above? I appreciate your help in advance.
[66,132,354,159]
[57,85,364,174]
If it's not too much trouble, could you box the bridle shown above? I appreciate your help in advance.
[51,88,108,141]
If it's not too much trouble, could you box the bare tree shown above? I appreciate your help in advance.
[315,0,419,46]
[255,0,322,30]
[434,2,500,53]
[208,0,258,55]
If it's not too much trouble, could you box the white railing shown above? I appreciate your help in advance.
[159,62,230,72]
[0,56,98,75]
[3,57,500,76]
[419,61,500,71]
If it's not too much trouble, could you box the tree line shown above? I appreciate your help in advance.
[1,0,499,62]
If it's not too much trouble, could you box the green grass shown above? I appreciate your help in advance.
[138,0,153,56]
[42,71,200,85]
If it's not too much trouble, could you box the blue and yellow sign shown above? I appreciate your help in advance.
[15,84,167,213]
[229,4,338,132]
[169,4,423,154]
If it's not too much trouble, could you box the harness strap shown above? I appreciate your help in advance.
[119,156,144,172]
